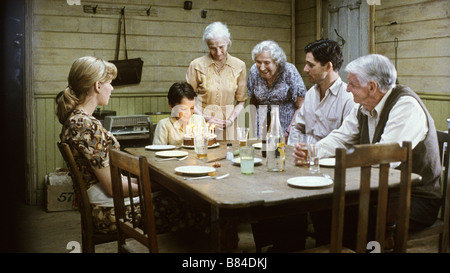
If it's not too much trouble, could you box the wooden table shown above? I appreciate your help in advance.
[125,140,420,252]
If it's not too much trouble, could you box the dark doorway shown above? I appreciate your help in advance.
[0,0,26,252]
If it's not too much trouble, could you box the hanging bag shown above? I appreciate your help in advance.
[109,8,143,86]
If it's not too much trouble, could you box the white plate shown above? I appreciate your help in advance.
[319,158,336,167]
[287,176,333,188]
[252,142,262,149]
[181,143,220,149]
[155,151,188,158]
[232,157,263,165]
[145,145,176,151]
[174,166,216,175]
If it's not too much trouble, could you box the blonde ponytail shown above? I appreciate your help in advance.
[55,56,117,124]
[55,86,79,124]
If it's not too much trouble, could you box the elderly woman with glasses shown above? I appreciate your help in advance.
[248,40,306,139]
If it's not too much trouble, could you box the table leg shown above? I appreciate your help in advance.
[210,206,239,252]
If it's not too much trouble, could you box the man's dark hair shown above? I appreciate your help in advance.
[304,39,343,71]
[167,82,196,107]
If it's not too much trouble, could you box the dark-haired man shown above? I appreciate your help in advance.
[287,39,355,146]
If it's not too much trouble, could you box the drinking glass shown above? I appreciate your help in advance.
[297,134,313,166]
[239,146,254,174]
[237,127,249,147]
[194,135,208,159]
[308,143,320,174]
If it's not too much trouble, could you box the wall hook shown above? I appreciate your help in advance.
[334,29,346,47]
[184,1,192,10]
[201,9,207,18]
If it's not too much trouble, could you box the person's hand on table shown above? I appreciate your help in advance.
[292,142,308,166]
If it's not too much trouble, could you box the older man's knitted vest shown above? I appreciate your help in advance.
[357,85,441,199]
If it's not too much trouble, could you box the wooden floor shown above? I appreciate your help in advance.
[16,203,441,253]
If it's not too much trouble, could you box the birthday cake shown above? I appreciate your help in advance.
[183,133,217,146]
[207,134,218,146]
[183,123,218,146]
[183,134,194,146]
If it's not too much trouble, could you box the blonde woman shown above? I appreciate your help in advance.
[56,56,205,234]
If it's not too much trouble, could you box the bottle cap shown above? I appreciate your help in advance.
[227,142,232,146]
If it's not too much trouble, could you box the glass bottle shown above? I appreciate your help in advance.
[261,105,270,158]
[226,142,234,160]
[266,105,285,172]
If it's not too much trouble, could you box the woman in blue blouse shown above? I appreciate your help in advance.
[248,40,306,138]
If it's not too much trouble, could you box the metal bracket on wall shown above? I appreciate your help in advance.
[83,5,159,17]
[394,37,399,84]
[334,29,346,47]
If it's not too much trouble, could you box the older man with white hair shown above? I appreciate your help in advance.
[293,54,442,247]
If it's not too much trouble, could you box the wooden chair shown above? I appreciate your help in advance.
[148,120,157,144]
[109,148,159,253]
[408,130,450,253]
[304,141,413,253]
[57,142,117,253]
[145,111,171,145]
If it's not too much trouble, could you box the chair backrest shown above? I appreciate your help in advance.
[57,142,95,242]
[331,141,412,253]
[148,121,157,144]
[109,148,158,253]
[437,130,450,237]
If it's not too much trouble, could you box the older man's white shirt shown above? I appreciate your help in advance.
[318,89,429,167]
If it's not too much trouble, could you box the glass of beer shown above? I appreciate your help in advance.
[298,143,309,166]
[237,127,249,147]
[194,134,208,159]
[297,134,313,166]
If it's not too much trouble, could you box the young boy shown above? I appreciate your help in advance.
[152,82,206,145]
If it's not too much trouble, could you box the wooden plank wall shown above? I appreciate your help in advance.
[295,0,317,90]
[375,0,449,130]
[295,0,449,130]
[31,0,292,204]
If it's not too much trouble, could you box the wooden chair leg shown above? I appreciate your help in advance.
[384,224,396,253]
[82,233,95,253]
[439,230,449,253]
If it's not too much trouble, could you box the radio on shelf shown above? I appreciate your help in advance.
[103,115,151,141]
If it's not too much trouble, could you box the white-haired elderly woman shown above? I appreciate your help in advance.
[247,40,306,139]
[186,22,247,140]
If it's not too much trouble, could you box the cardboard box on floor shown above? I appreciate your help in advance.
[45,168,75,212]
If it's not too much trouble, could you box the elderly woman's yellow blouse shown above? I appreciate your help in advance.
[186,53,248,120]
